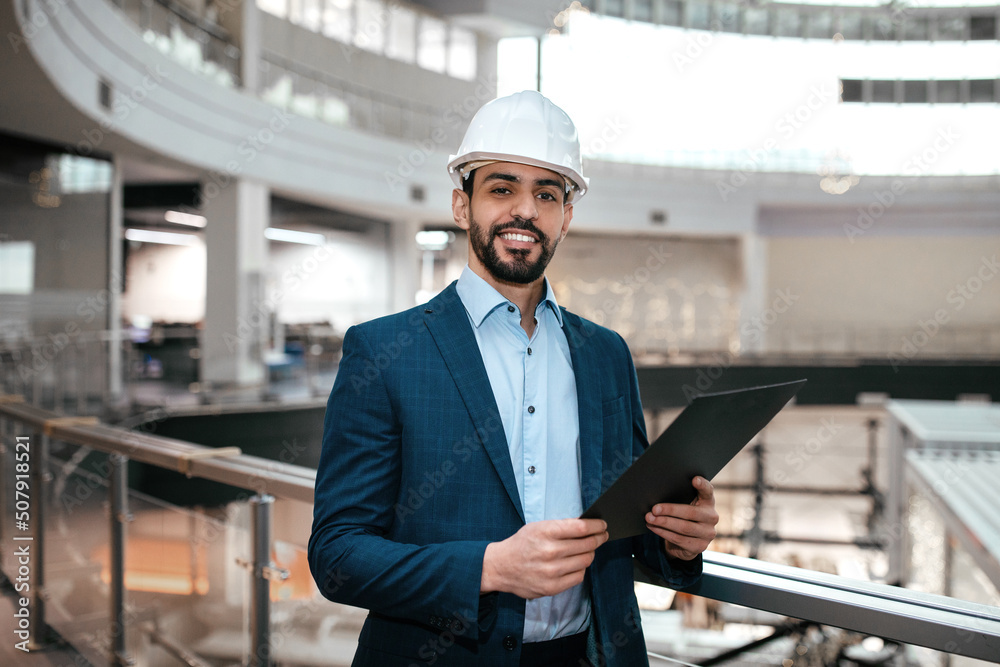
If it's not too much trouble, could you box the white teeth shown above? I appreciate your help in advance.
[500,233,535,243]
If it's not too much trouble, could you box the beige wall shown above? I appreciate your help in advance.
[765,235,1000,353]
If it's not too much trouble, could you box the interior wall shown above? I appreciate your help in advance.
[266,226,391,332]
[119,223,392,333]
[121,242,207,324]
[0,181,110,337]
[766,235,1000,351]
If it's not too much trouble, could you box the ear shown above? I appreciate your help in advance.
[559,203,574,242]
[452,188,471,231]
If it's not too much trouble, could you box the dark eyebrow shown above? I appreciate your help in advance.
[482,172,564,190]
[482,172,519,185]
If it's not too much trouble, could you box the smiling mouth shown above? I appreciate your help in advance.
[497,231,537,243]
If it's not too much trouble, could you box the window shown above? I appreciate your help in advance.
[839,79,996,104]
[293,0,323,32]
[688,2,711,30]
[805,11,832,40]
[714,3,740,33]
[838,13,863,40]
[604,0,624,18]
[354,0,386,53]
[774,8,801,38]
[661,0,682,26]
[321,0,353,43]
[969,79,996,103]
[934,80,961,104]
[0,242,34,294]
[902,16,929,41]
[869,15,895,40]
[633,0,652,23]
[970,15,996,40]
[936,16,966,41]
[385,5,416,63]
[417,15,447,73]
[447,26,477,81]
[871,80,895,103]
[744,7,769,35]
[903,80,928,103]
[840,79,863,103]
[257,0,288,19]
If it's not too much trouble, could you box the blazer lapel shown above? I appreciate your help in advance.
[562,312,604,509]
[422,284,526,523]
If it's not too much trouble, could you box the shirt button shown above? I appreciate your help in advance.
[528,465,536,474]
[527,405,535,414]
[527,347,532,355]
[507,305,515,313]
[502,635,517,651]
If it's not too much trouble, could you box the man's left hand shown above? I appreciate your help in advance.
[645,476,719,561]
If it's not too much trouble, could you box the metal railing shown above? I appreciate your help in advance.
[1,393,999,665]
[111,0,242,86]
[0,327,342,417]
[257,48,463,145]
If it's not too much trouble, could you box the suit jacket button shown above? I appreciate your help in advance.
[502,635,517,651]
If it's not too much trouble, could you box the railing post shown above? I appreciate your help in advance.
[110,453,133,666]
[249,494,274,667]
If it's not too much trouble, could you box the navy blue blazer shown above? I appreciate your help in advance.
[308,282,701,666]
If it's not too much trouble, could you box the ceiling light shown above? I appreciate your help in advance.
[264,227,326,245]
[164,210,207,227]
[125,229,200,246]
[415,230,454,250]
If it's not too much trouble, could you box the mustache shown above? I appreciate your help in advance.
[489,219,548,244]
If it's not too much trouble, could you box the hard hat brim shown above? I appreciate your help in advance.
[447,151,588,203]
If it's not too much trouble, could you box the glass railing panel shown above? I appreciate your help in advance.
[115,491,249,667]
[40,443,116,666]
[267,498,365,661]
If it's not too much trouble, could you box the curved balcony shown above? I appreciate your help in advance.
[3,0,476,216]
[579,0,1000,41]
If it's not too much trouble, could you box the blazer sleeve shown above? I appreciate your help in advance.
[308,324,491,638]
[618,334,704,588]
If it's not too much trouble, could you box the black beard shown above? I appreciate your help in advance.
[468,215,558,285]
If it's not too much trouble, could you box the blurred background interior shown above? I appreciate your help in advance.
[0,0,999,665]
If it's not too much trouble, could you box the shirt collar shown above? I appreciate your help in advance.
[456,265,564,328]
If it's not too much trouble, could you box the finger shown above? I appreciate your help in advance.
[552,530,609,558]
[547,518,608,539]
[692,476,715,504]
[647,524,715,556]
[645,514,717,541]
[649,503,719,524]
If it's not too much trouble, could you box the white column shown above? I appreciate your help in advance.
[389,218,422,313]
[201,178,269,388]
[107,156,124,403]
[239,0,261,93]
[737,232,769,355]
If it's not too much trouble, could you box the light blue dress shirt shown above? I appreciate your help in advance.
[455,265,589,643]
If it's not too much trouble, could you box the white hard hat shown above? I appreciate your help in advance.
[447,90,589,203]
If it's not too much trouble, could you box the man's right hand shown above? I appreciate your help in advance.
[480,519,609,599]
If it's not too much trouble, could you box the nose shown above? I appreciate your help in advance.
[509,191,538,221]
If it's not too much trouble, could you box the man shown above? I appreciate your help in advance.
[309,90,718,666]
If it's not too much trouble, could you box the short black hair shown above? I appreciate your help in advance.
[462,168,476,201]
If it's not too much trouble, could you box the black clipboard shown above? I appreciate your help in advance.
[581,379,806,540]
